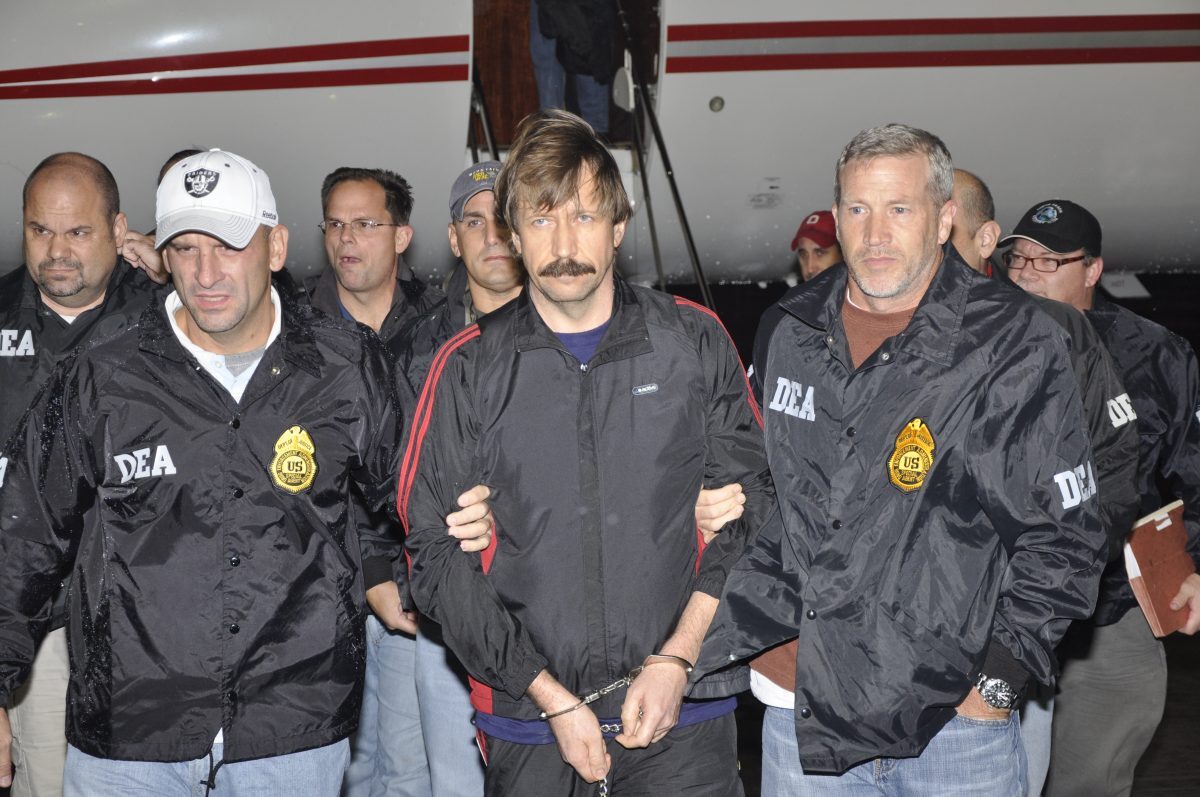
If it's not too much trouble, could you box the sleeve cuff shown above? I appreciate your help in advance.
[982,640,1032,696]
[692,572,726,600]
[361,556,395,589]
[502,648,551,701]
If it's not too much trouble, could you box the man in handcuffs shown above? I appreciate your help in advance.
[399,110,775,795]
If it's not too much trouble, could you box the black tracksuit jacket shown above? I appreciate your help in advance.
[399,278,775,720]
[697,253,1105,773]
[0,294,402,762]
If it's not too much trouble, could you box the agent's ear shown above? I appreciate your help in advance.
[1084,255,1104,289]
[977,220,1002,261]
[448,223,462,259]
[268,224,289,273]
[393,224,413,255]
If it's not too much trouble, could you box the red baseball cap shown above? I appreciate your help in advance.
[791,209,837,250]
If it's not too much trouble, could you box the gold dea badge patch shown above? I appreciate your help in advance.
[887,418,935,493]
[270,425,317,494]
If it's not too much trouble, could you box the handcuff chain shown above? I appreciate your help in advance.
[579,665,643,706]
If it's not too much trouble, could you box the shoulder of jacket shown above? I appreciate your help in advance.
[1110,302,1194,360]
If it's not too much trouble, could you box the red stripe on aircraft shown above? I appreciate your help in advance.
[0,35,470,85]
[667,14,1200,42]
[666,46,1200,74]
[0,65,469,100]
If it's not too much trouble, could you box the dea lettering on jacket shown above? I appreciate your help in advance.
[1054,461,1098,510]
[767,376,815,421]
[0,328,35,357]
[112,444,177,484]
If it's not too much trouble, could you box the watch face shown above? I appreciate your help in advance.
[978,677,1017,709]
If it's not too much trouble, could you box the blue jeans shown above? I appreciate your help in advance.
[762,706,1026,796]
[343,616,431,797]
[414,618,484,794]
[529,0,610,132]
[63,739,349,796]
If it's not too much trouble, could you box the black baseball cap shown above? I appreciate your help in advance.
[999,199,1102,256]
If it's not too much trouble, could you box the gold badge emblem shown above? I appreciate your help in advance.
[888,418,935,492]
[270,425,317,494]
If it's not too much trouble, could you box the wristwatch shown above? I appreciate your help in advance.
[975,673,1018,710]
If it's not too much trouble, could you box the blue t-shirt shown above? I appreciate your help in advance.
[555,319,611,365]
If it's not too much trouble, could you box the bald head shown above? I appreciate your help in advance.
[22,152,128,315]
[23,152,120,222]
[950,169,1000,273]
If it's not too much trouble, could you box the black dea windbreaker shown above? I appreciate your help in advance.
[697,253,1105,773]
[0,295,402,763]
[1087,294,1200,624]
[399,278,775,720]
[0,259,159,629]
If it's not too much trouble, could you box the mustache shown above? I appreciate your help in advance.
[537,258,596,278]
[38,258,83,271]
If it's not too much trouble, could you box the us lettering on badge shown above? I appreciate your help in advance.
[0,329,35,356]
[767,377,816,421]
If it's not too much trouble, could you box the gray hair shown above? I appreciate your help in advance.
[834,124,954,207]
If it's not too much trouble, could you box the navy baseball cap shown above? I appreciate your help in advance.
[999,199,1102,256]
[449,161,501,221]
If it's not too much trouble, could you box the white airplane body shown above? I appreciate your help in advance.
[2,1,1197,284]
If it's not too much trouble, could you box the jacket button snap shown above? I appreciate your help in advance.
[846,427,856,437]
[230,418,240,429]
[806,609,816,620]
[229,556,240,567]
[831,519,842,530]
[233,488,244,498]
[881,352,891,361]
[229,623,240,635]
[799,707,812,719]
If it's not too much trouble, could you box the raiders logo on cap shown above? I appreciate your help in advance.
[185,169,220,198]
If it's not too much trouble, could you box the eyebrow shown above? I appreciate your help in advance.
[26,220,92,233]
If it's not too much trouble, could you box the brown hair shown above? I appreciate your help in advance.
[495,110,631,230]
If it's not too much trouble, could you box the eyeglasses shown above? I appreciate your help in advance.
[319,219,402,235]
[1002,251,1088,273]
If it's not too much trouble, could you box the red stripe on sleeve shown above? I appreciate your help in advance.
[396,324,481,530]
[674,297,765,430]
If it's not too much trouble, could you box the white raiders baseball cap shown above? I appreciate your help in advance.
[155,149,278,249]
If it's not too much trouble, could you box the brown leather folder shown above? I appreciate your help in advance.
[1125,499,1195,637]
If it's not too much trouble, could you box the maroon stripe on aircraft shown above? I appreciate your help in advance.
[665,46,1200,74]
[0,35,470,85]
[0,65,469,100]
[667,14,1200,42]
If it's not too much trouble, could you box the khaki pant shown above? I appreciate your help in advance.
[1045,609,1168,797]
[8,627,69,797]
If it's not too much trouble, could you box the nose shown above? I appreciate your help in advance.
[195,248,221,289]
[484,216,503,247]
[338,223,357,244]
[863,213,889,247]
[551,221,575,261]
[47,231,72,261]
